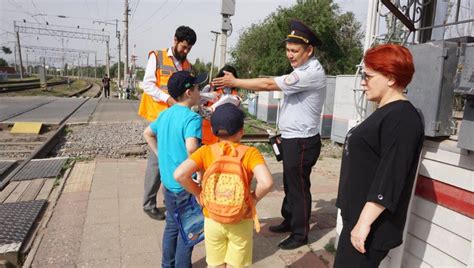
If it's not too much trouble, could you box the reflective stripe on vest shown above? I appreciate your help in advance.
[155,49,192,91]
[138,48,192,121]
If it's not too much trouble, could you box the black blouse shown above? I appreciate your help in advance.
[336,100,424,250]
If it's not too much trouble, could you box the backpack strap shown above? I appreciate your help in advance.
[211,141,246,158]
[251,199,261,233]
[235,144,249,161]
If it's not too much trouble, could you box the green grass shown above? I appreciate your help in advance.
[72,156,94,162]
[242,107,277,134]
[324,241,336,255]
[253,143,273,156]
[64,126,73,135]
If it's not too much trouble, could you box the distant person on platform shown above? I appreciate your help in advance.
[102,74,111,98]
[213,19,327,250]
[138,25,197,220]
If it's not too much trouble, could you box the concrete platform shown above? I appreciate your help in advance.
[0,97,141,125]
[90,98,142,123]
[0,97,55,122]
[29,157,339,267]
[2,98,88,125]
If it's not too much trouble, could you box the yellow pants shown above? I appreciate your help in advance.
[204,218,254,268]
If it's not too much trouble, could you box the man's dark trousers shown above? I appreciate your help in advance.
[104,86,110,98]
[280,134,321,242]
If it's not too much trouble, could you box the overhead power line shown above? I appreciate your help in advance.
[135,0,183,35]
[132,0,169,30]
[130,0,141,24]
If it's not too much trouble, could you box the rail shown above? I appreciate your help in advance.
[0,80,69,93]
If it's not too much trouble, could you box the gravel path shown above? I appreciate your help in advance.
[52,121,343,160]
[52,121,150,159]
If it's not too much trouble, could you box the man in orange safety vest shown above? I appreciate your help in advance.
[138,26,196,220]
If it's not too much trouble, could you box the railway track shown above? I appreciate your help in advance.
[0,79,40,85]
[72,81,102,98]
[241,133,270,143]
[0,80,70,94]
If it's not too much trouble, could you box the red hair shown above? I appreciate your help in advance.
[364,44,415,89]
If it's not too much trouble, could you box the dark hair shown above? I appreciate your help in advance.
[216,65,238,78]
[175,26,197,45]
[364,44,415,88]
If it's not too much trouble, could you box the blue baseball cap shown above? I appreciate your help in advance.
[167,71,208,99]
[211,103,246,137]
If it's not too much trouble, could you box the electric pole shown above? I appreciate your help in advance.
[106,40,110,77]
[210,31,221,79]
[16,31,24,79]
[14,44,18,72]
[93,20,121,88]
[14,20,109,79]
[117,20,121,90]
[219,22,228,69]
[94,52,97,78]
[124,0,130,91]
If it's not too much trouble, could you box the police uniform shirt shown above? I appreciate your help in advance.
[274,57,327,139]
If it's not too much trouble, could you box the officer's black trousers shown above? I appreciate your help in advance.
[280,134,321,241]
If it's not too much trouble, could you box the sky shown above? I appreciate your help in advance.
[0,0,369,68]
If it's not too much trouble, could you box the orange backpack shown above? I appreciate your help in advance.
[200,141,260,231]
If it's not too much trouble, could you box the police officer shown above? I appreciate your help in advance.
[213,19,326,250]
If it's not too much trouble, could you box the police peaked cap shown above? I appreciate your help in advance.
[284,19,322,48]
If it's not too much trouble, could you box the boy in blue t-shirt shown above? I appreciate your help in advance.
[143,71,207,268]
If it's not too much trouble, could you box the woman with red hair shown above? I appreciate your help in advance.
[334,44,424,267]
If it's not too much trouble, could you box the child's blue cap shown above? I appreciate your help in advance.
[168,71,208,99]
[211,103,245,137]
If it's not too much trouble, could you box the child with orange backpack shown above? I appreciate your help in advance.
[174,103,273,268]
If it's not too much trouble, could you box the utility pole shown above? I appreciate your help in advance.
[106,40,110,77]
[14,20,109,78]
[93,19,121,86]
[26,53,29,75]
[79,53,82,78]
[16,31,24,79]
[62,38,65,76]
[116,19,121,91]
[86,54,89,77]
[219,24,228,69]
[210,31,221,79]
[123,0,130,91]
[14,44,18,72]
[94,52,97,78]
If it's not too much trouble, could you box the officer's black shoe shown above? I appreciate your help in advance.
[268,223,291,233]
[144,207,166,221]
[278,236,308,250]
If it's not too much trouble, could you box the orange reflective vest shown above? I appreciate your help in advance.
[138,49,192,122]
